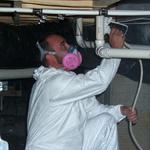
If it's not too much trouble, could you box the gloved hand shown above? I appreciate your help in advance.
[120,106,138,124]
[109,28,125,48]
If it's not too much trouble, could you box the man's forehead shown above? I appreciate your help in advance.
[47,35,65,44]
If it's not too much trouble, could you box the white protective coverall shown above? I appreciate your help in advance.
[25,58,125,150]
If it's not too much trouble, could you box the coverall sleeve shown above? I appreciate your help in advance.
[83,98,125,123]
[49,58,121,106]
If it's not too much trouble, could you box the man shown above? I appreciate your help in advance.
[25,28,137,150]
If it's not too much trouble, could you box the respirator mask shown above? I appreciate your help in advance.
[62,46,82,70]
[37,41,82,70]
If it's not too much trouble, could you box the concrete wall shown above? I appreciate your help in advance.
[110,74,150,150]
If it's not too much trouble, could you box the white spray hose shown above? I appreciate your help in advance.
[124,42,144,150]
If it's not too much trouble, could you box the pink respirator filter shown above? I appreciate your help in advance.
[63,52,82,70]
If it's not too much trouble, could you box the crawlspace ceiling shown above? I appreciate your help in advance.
[0,0,122,25]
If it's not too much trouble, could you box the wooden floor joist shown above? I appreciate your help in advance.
[0,0,121,25]
[21,0,121,9]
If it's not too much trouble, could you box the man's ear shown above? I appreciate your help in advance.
[45,54,52,66]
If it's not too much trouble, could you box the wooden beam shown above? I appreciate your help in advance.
[21,0,121,8]
[0,0,121,25]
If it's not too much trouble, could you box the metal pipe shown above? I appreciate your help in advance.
[76,16,105,48]
[95,15,105,47]
[108,10,150,16]
[1,8,150,16]
[0,68,35,80]
[76,18,95,48]
[76,18,83,36]
[125,43,150,50]
[96,47,150,59]
[0,8,99,15]
[0,8,33,13]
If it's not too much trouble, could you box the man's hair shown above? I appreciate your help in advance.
[38,37,54,52]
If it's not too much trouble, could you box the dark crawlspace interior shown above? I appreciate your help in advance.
[0,19,150,83]
[1,18,150,150]
[0,78,34,150]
